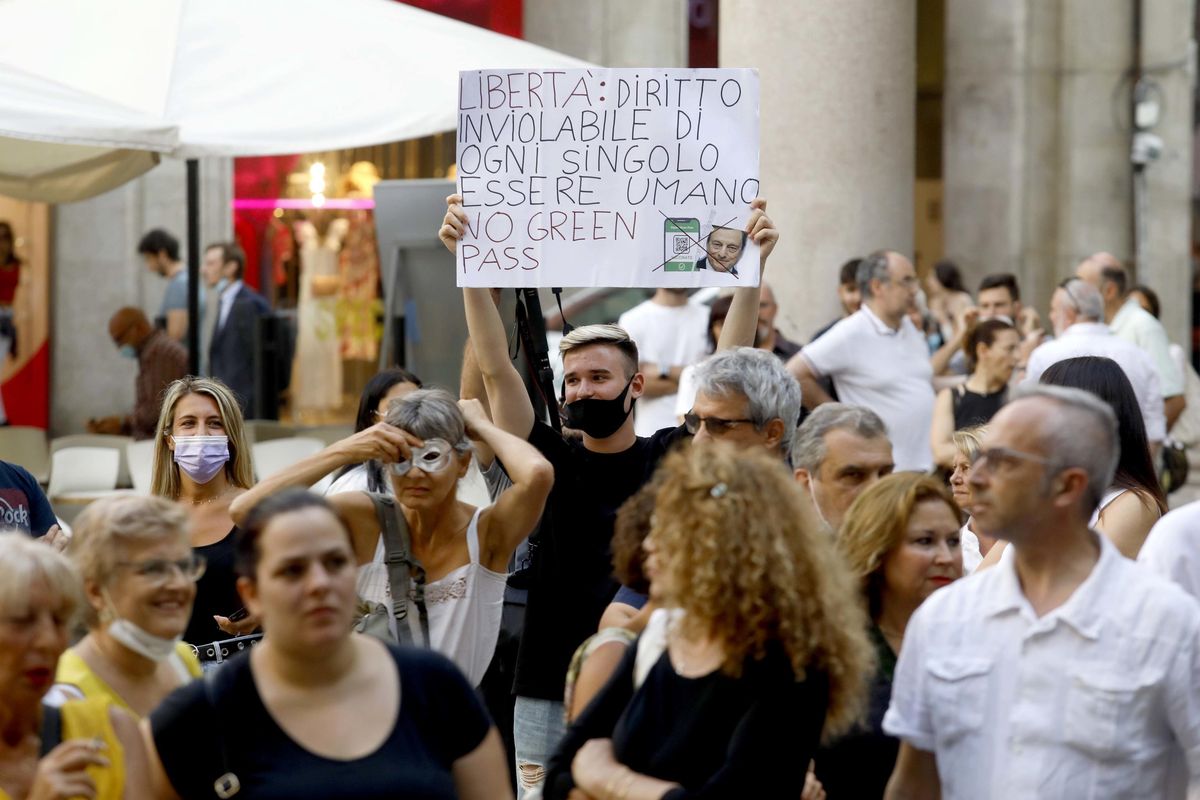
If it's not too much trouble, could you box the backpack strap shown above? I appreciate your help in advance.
[368,492,430,646]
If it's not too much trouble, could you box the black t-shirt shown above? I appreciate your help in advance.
[815,625,897,798]
[545,639,829,799]
[0,460,56,536]
[184,527,243,647]
[150,645,492,800]
[514,422,687,700]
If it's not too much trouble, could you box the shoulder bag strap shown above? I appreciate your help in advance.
[38,704,62,757]
[203,666,242,798]
[369,493,430,646]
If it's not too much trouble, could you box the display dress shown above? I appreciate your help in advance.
[291,219,345,412]
[338,210,381,361]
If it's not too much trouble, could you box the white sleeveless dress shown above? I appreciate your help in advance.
[362,508,508,686]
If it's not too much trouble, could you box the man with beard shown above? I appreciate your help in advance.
[439,193,778,798]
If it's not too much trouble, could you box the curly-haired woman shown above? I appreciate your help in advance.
[543,443,873,799]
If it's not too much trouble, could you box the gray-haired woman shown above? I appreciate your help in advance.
[230,389,553,685]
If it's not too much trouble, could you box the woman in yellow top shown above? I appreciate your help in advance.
[0,532,151,800]
[56,496,203,717]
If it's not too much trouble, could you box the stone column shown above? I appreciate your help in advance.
[52,157,233,435]
[524,0,689,68]
[944,0,1194,346]
[721,0,916,341]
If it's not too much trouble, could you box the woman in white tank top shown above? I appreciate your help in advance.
[233,388,553,684]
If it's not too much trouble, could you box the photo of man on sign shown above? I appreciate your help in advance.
[696,225,747,276]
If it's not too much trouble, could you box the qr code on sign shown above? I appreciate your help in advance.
[672,235,691,255]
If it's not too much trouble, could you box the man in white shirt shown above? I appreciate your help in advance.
[1024,278,1166,443]
[883,385,1200,800]
[617,288,709,436]
[1077,252,1186,426]
[788,250,935,471]
[1140,500,1200,599]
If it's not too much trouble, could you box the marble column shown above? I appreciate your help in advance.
[721,0,916,341]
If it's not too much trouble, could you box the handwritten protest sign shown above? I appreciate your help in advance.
[455,68,760,288]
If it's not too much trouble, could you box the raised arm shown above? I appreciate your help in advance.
[461,399,553,571]
[717,198,779,351]
[228,424,420,525]
[460,337,496,468]
[439,194,536,438]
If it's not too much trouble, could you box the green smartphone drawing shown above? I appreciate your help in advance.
[664,218,700,272]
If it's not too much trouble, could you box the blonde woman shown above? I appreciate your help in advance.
[0,533,152,800]
[56,496,203,717]
[151,377,257,651]
[816,473,962,798]
[544,443,873,799]
[948,425,992,572]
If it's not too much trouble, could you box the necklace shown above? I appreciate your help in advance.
[183,488,228,506]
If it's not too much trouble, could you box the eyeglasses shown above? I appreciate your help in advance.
[684,411,756,436]
[117,556,207,585]
[889,275,920,289]
[969,447,1052,473]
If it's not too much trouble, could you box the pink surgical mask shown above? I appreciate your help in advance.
[172,435,230,484]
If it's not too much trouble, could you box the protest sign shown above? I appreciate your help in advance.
[455,68,760,288]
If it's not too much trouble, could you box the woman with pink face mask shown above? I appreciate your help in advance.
[151,377,257,658]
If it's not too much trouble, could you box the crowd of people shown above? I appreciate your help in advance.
[0,195,1198,799]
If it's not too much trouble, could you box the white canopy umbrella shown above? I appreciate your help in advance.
[0,0,592,372]
[0,0,590,172]
[0,63,179,202]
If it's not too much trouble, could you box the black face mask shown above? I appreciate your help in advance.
[561,377,636,439]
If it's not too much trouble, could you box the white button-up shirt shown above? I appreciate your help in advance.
[884,534,1200,799]
[216,280,243,332]
[1112,298,1185,397]
[1140,501,1200,600]
[1024,322,1166,442]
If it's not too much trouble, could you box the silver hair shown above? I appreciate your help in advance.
[1010,383,1119,514]
[691,347,801,442]
[1060,278,1104,322]
[384,388,472,453]
[790,403,890,472]
[856,250,892,298]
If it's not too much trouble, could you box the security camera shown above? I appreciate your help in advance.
[1132,132,1164,166]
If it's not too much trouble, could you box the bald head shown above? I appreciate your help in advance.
[108,307,152,347]
[1076,252,1128,316]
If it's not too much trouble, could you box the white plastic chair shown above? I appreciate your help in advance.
[126,440,156,495]
[252,437,326,483]
[47,447,120,498]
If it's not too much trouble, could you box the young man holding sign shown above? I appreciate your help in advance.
[439,193,778,798]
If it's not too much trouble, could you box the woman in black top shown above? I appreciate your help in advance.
[816,473,963,798]
[144,489,511,800]
[544,443,873,799]
[150,377,258,649]
[931,317,1019,467]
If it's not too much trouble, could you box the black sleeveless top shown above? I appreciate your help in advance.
[184,527,243,646]
[149,645,491,800]
[952,383,1007,429]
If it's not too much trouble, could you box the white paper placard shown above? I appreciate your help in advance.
[455,68,760,288]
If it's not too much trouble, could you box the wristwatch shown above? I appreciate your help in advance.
[659,364,671,380]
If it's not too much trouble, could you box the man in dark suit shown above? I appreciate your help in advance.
[206,241,270,416]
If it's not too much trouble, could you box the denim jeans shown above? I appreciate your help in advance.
[513,696,566,799]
